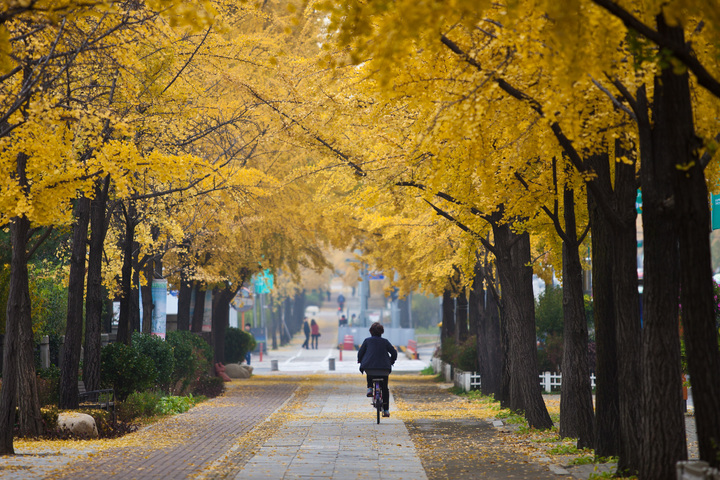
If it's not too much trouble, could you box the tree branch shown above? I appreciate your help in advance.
[590,76,636,120]
[701,132,720,170]
[422,199,497,256]
[513,171,569,244]
[162,26,212,94]
[243,84,366,177]
[26,226,54,261]
[591,0,720,100]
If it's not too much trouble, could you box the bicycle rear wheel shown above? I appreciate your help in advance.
[373,380,382,424]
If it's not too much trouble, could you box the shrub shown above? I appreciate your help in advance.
[37,365,60,406]
[455,336,478,372]
[84,408,114,435]
[157,395,197,415]
[131,332,175,392]
[100,342,156,400]
[440,337,457,366]
[224,327,256,364]
[166,330,213,394]
[118,390,162,421]
[40,406,58,431]
[192,374,225,398]
[440,336,478,372]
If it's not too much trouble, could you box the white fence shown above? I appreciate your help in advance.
[538,371,596,392]
[433,358,596,393]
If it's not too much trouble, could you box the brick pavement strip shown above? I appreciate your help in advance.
[53,379,298,480]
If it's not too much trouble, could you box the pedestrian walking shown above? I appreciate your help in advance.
[244,323,254,364]
[311,319,320,349]
[302,318,310,349]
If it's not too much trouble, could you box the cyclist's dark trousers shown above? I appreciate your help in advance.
[366,374,389,411]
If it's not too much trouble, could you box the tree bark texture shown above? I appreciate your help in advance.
[611,140,644,475]
[492,221,553,429]
[84,176,110,392]
[0,214,41,452]
[292,290,306,334]
[192,285,206,333]
[638,18,688,477]
[60,196,91,410]
[661,19,720,468]
[470,260,503,398]
[176,277,192,331]
[558,186,595,448]
[211,286,236,364]
[456,291,469,345]
[586,152,621,458]
[141,259,154,334]
[282,297,292,345]
[441,289,455,345]
[270,295,278,350]
[117,201,137,344]
[559,241,595,448]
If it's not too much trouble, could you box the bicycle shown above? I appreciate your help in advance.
[366,369,390,424]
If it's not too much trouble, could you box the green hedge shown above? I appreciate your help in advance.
[224,327,256,364]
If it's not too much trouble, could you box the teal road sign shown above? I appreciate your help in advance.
[712,193,720,230]
[253,269,274,294]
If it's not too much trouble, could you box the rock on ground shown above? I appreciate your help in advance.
[57,412,98,438]
[225,364,253,379]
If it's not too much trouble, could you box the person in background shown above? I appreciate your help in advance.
[337,293,346,312]
[302,318,310,349]
[310,318,320,349]
[244,323,254,365]
[357,322,397,417]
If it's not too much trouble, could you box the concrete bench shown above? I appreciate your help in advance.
[78,381,116,421]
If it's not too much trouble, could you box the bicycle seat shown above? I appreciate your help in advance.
[365,369,391,377]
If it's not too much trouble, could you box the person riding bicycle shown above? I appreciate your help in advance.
[357,322,397,417]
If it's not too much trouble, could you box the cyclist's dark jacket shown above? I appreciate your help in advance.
[358,336,398,373]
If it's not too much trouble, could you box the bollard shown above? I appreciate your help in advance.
[271,359,278,371]
[40,335,50,369]
[328,358,335,371]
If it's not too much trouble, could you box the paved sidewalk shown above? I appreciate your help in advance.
[222,377,427,480]
[52,379,297,480]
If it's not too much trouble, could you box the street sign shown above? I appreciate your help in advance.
[712,193,720,230]
[253,269,274,294]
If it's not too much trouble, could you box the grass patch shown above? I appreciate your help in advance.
[419,365,435,375]
[570,455,600,465]
[547,444,585,455]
